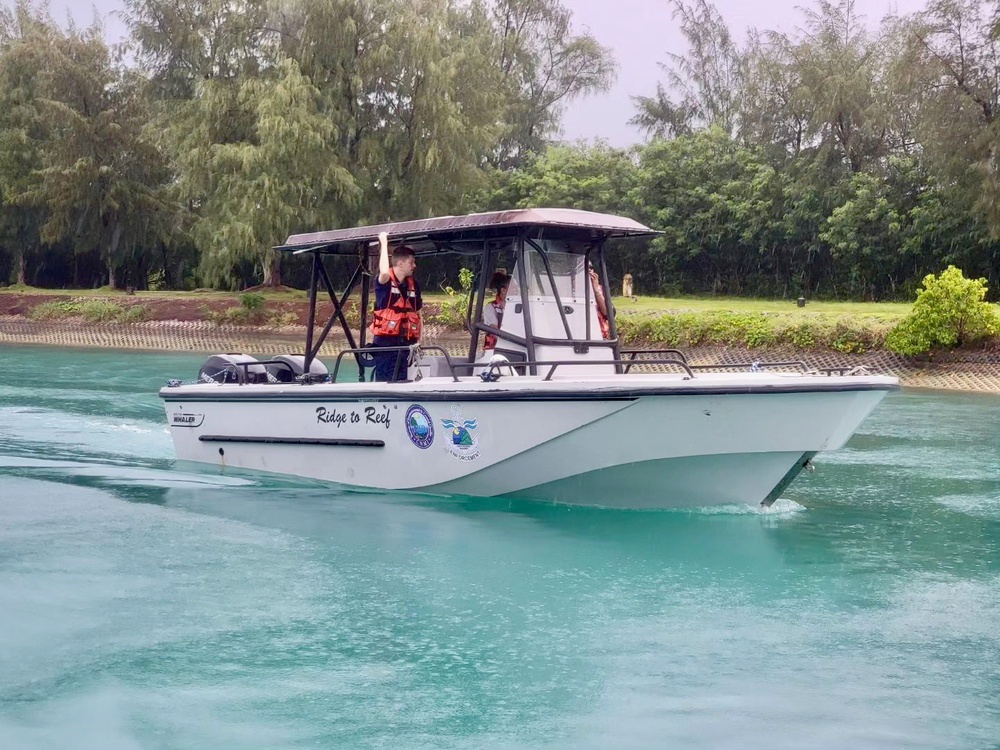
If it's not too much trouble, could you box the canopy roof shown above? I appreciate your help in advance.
[275,208,658,255]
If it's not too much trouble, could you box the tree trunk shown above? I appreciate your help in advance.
[16,250,26,286]
[108,260,117,290]
[262,251,282,287]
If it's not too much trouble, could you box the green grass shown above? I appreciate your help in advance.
[0,285,915,316]
[613,295,913,319]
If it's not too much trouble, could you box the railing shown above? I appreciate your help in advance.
[330,344,461,383]
[622,349,815,375]
[189,349,870,387]
[689,361,812,373]
[481,357,695,382]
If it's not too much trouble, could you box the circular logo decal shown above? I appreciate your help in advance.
[405,405,434,449]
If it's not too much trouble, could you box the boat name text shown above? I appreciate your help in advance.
[315,405,391,429]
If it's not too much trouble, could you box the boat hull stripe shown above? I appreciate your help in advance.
[198,435,385,447]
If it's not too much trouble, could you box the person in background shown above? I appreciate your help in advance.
[370,231,422,381]
[588,264,610,339]
[482,269,510,350]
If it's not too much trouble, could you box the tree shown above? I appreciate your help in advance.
[739,30,813,157]
[634,128,778,295]
[487,0,616,166]
[170,57,357,287]
[903,0,1000,239]
[0,1,53,286]
[631,0,742,139]
[8,19,177,289]
[122,0,275,101]
[475,141,638,213]
[471,141,645,288]
[820,156,928,299]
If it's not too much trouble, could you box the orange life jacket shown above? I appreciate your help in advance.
[371,270,421,341]
[597,306,610,339]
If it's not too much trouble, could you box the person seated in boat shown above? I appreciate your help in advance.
[481,268,510,351]
[371,232,422,382]
[588,264,611,339]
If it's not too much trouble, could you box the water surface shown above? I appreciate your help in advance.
[1,345,998,749]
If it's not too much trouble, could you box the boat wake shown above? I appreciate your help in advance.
[692,498,807,516]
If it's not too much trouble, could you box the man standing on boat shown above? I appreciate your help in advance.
[371,231,422,381]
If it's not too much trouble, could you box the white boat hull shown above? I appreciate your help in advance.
[161,372,894,509]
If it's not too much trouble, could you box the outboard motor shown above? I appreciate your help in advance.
[264,354,329,383]
[198,354,267,384]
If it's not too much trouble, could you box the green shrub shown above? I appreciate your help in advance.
[27,299,149,324]
[428,268,474,329]
[116,304,150,324]
[789,321,818,349]
[209,307,267,326]
[240,292,266,311]
[28,301,78,320]
[270,311,298,327]
[208,297,298,327]
[78,300,126,323]
[886,266,1000,355]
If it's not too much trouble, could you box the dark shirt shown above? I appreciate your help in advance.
[374,274,422,313]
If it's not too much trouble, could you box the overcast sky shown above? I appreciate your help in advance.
[47,0,930,146]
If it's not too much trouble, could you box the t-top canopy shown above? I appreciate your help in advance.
[275,208,658,255]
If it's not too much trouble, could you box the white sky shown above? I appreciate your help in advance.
[46,0,931,146]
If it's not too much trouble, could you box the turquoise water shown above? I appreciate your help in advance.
[1,345,999,749]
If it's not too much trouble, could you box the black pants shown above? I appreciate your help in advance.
[372,335,409,382]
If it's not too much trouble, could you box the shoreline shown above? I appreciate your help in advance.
[2,317,1000,394]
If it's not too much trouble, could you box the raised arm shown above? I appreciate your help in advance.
[377,232,390,284]
[589,268,608,316]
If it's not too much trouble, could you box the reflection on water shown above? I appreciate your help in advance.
[1,347,999,749]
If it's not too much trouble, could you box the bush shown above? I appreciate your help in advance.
[27,299,149,324]
[886,266,1000,355]
[28,301,78,320]
[617,310,892,352]
[77,300,128,323]
[428,268,474,329]
[240,292,266,311]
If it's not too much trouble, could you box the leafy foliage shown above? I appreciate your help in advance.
[28,299,149,323]
[617,310,891,352]
[428,267,475,329]
[886,266,1000,355]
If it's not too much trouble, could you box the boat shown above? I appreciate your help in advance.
[159,208,898,509]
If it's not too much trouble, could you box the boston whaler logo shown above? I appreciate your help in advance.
[405,405,434,449]
[171,412,204,428]
[441,404,480,461]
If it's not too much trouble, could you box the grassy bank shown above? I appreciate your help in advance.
[14,284,992,357]
[0,286,917,355]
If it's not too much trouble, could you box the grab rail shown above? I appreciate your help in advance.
[688,361,813,373]
[478,357,695,381]
[330,344,462,383]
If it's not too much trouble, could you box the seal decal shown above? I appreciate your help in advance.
[441,404,481,461]
[405,405,434,449]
